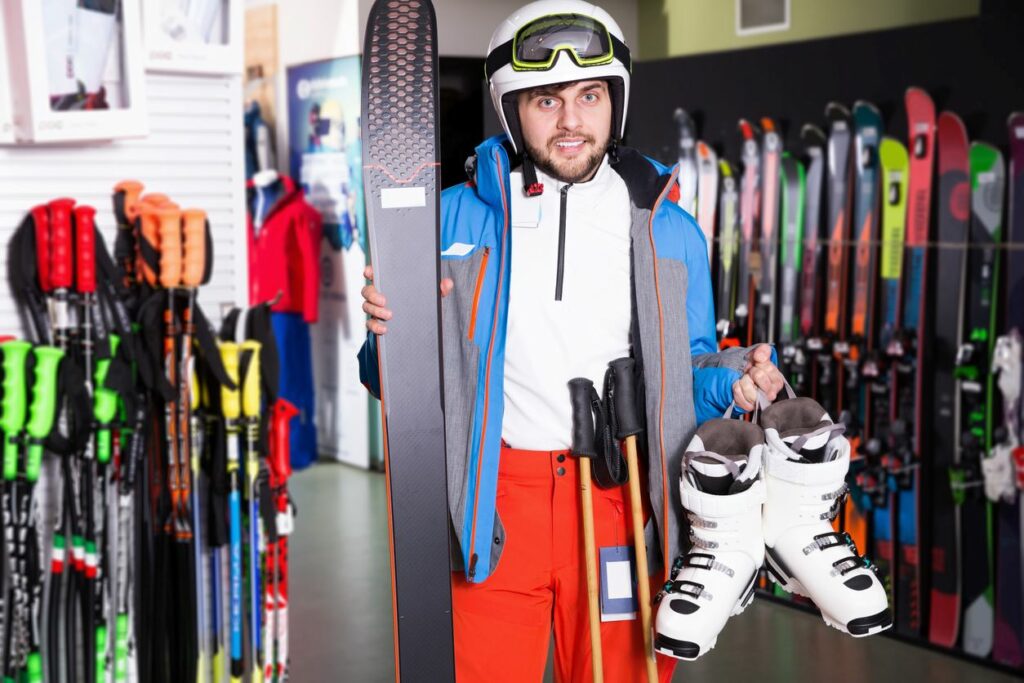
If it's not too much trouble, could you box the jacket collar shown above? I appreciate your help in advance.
[469,134,675,212]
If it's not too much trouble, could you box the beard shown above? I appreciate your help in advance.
[524,133,610,184]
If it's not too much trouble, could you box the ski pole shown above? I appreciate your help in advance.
[93,334,121,683]
[180,208,208,683]
[21,345,65,683]
[240,340,264,683]
[0,340,31,681]
[190,358,210,683]
[74,204,103,683]
[266,399,298,683]
[218,342,244,683]
[568,378,604,683]
[608,358,658,683]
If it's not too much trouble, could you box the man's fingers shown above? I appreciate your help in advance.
[366,318,387,335]
[733,381,754,412]
[361,284,387,307]
[363,264,374,281]
[440,278,454,298]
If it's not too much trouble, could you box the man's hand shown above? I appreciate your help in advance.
[732,343,785,412]
[361,265,453,335]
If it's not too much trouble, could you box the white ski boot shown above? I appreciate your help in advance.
[760,397,892,637]
[654,419,766,660]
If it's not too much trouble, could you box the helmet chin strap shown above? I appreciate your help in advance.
[522,154,545,197]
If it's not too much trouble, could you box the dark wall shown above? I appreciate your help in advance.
[627,9,1024,167]
[439,57,485,188]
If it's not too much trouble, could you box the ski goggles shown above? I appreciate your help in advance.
[485,14,631,79]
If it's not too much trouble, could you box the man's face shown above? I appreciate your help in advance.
[516,79,612,184]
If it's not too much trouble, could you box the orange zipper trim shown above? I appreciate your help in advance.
[467,247,491,340]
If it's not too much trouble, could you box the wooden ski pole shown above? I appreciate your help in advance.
[568,378,604,683]
[608,358,658,683]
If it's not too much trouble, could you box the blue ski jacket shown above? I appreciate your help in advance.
[359,135,758,584]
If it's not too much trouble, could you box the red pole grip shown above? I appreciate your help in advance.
[31,205,52,293]
[47,198,76,290]
[269,399,300,484]
[74,205,97,294]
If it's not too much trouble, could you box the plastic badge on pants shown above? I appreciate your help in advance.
[600,546,637,622]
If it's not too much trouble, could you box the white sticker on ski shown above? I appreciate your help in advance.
[381,187,426,209]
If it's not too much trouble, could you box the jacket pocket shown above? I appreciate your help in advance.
[467,247,490,341]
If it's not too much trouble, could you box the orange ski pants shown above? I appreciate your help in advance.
[451,444,678,682]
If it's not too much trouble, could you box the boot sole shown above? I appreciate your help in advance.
[653,571,758,661]
[765,546,892,637]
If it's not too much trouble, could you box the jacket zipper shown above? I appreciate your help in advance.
[467,247,490,340]
[555,183,573,301]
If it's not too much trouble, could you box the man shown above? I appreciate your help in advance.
[359,2,784,680]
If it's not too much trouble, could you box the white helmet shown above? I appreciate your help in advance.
[485,0,632,155]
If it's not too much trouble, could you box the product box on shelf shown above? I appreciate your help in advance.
[144,0,243,75]
[3,0,148,143]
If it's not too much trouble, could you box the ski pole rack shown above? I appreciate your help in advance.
[0,184,297,683]
[677,88,1024,672]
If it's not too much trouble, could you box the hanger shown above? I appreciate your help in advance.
[252,168,280,188]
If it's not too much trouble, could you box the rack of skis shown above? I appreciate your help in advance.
[0,184,297,682]
[675,87,1024,668]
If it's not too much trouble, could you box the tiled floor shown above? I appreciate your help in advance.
[288,462,1022,682]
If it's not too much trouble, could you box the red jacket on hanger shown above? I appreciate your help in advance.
[247,175,322,323]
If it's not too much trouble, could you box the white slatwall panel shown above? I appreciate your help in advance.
[0,72,247,336]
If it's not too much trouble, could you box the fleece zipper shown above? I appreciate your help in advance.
[555,182,573,301]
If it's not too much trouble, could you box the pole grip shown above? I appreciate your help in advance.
[26,345,65,482]
[31,205,52,293]
[182,209,207,288]
[608,357,643,440]
[137,206,161,286]
[74,205,97,294]
[48,198,76,290]
[269,399,300,484]
[158,207,183,289]
[220,342,241,422]
[569,378,598,459]
[113,180,144,225]
[241,340,262,419]
[1,340,32,481]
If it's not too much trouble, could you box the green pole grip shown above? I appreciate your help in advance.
[95,625,108,683]
[26,651,42,683]
[25,346,64,482]
[1,340,31,482]
[94,334,121,464]
[114,614,129,682]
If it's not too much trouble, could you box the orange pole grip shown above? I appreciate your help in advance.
[181,209,207,288]
[157,208,183,289]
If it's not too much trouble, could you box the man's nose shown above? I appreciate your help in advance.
[557,101,583,132]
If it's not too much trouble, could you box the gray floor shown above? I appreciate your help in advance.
[289,462,1022,682]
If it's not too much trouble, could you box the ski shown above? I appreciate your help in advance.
[675,108,699,217]
[891,87,936,638]
[989,111,1024,667]
[864,137,909,614]
[696,141,719,267]
[796,125,827,400]
[716,160,740,347]
[737,119,762,347]
[755,118,783,345]
[819,103,853,421]
[777,153,805,380]
[361,0,455,679]
[957,142,1004,658]
[928,111,970,649]
[843,101,883,562]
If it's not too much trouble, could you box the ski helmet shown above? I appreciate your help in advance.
[485,0,632,155]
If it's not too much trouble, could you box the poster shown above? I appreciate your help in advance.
[287,57,379,470]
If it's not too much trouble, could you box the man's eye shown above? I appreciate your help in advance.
[540,98,557,108]
[582,93,598,103]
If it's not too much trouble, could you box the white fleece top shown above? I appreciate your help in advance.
[501,156,633,450]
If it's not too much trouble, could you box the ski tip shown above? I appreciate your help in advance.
[825,102,851,120]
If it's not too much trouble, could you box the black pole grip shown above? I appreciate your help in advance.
[609,357,643,439]
[569,378,597,459]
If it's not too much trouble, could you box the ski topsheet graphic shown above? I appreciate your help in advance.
[361,1,455,680]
